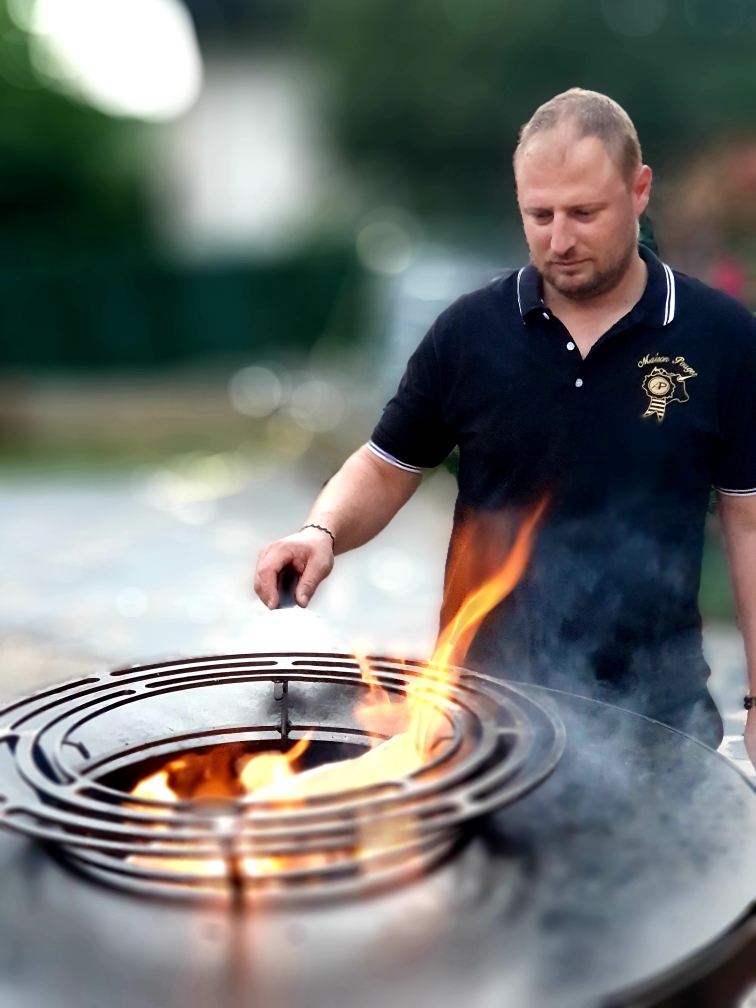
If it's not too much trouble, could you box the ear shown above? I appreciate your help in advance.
[633,165,652,215]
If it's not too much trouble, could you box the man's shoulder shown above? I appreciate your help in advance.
[455,266,521,308]
[673,269,755,334]
[430,267,522,343]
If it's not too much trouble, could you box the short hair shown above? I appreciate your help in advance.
[514,88,642,184]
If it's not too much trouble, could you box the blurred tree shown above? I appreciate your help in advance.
[658,138,756,300]
[183,0,298,35]
[3,0,756,367]
[0,7,149,250]
[0,2,358,369]
[299,0,756,220]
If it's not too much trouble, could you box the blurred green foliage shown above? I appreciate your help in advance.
[0,10,147,247]
[5,0,753,254]
[302,0,756,217]
[0,3,359,368]
[700,521,737,622]
[0,249,359,367]
[0,0,755,366]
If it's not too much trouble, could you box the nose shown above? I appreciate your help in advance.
[550,212,576,257]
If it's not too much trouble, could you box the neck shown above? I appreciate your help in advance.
[542,250,648,357]
[543,249,647,319]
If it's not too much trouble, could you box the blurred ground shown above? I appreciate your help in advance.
[0,456,456,689]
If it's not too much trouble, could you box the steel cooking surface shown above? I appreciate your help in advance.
[0,652,564,901]
[0,689,753,1008]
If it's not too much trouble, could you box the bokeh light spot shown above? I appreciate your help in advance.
[368,548,420,596]
[24,0,202,121]
[356,216,414,276]
[289,379,344,433]
[229,366,284,418]
[265,414,313,458]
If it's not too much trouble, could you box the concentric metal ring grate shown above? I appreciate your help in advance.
[0,652,565,903]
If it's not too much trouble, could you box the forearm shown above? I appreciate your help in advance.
[254,444,423,608]
[305,445,422,553]
[718,494,756,691]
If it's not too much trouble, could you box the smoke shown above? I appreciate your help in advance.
[465,508,722,747]
[474,687,756,1006]
[240,606,339,653]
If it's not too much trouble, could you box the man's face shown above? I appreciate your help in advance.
[515,126,651,300]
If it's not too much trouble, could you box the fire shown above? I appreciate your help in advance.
[131,769,176,803]
[433,501,546,669]
[238,736,309,793]
[131,736,311,804]
[412,499,547,755]
[127,501,545,875]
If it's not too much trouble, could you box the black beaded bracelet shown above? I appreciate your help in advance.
[745,696,756,711]
[301,523,336,550]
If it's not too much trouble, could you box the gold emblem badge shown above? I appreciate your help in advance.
[639,356,697,422]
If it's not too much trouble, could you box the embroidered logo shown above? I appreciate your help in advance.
[639,355,697,422]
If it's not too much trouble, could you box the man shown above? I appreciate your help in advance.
[255,88,756,750]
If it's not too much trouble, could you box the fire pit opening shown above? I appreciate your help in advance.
[0,653,565,903]
[101,739,370,802]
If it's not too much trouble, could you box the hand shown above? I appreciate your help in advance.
[744,707,756,768]
[254,528,334,609]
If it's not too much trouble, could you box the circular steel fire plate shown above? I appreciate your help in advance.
[0,652,564,902]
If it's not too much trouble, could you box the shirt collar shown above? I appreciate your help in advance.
[517,244,676,329]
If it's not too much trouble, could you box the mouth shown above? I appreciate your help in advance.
[548,259,591,270]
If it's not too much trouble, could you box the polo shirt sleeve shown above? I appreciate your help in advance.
[368,324,456,472]
[712,314,756,496]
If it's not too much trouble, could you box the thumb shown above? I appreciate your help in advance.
[296,553,332,606]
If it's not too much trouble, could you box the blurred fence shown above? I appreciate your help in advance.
[0,245,361,368]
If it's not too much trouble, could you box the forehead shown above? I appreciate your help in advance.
[515,129,625,204]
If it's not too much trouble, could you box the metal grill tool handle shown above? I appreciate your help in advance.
[277,564,299,609]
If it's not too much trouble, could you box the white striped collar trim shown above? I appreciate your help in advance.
[714,486,756,497]
[662,263,676,325]
[366,440,425,474]
[518,261,676,326]
[516,267,525,318]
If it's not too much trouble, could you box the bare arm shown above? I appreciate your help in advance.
[254,445,422,609]
[717,493,756,759]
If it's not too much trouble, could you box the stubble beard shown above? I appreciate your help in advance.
[541,235,637,302]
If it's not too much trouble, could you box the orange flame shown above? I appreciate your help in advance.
[354,646,412,744]
[129,500,545,822]
[237,736,310,793]
[387,498,548,761]
[433,499,547,670]
[130,736,310,804]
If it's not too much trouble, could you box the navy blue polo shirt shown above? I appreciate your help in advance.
[368,246,756,730]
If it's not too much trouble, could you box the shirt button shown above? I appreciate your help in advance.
[566,341,575,350]
[542,311,549,320]
[575,378,583,387]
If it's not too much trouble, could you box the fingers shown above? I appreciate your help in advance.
[254,534,334,609]
[254,543,295,609]
[296,548,334,607]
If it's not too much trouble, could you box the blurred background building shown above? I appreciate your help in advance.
[0,0,752,756]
